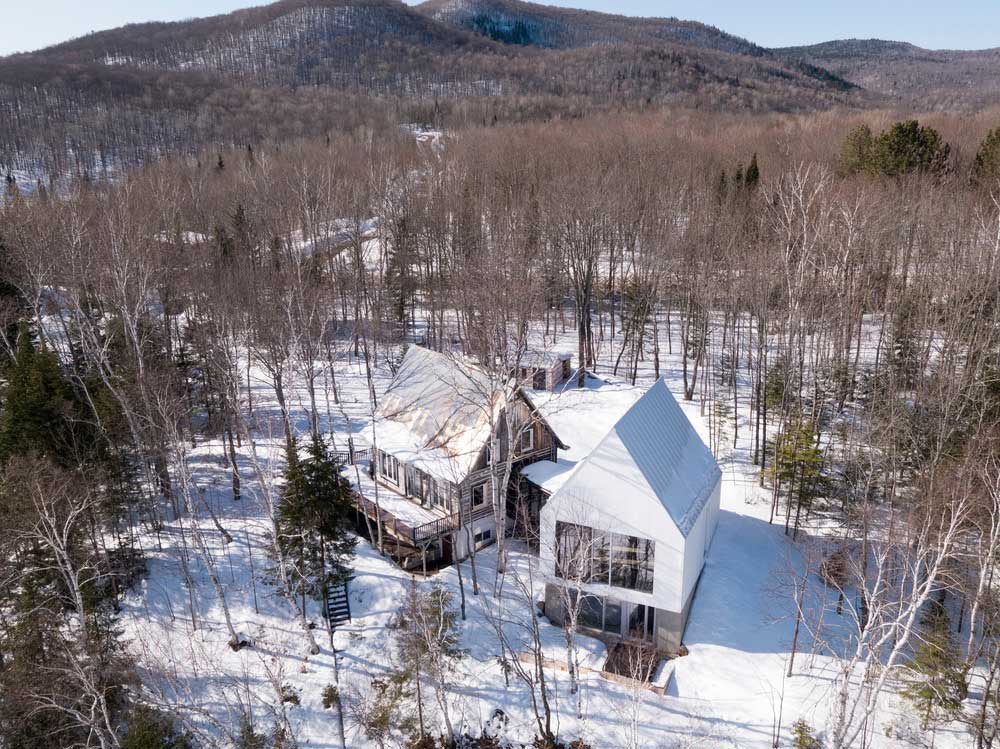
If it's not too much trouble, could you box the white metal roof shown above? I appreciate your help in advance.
[555,378,721,537]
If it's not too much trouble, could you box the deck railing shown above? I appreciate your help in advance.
[333,446,373,466]
[352,489,460,547]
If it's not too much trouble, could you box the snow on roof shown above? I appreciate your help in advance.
[519,350,572,368]
[361,346,505,482]
[520,374,645,494]
[562,378,721,537]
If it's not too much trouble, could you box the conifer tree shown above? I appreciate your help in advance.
[275,437,356,607]
[769,417,826,538]
[391,580,465,744]
[891,299,921,389]
[838,124,874,176]
[901,600,966,731]
[870,120,950,177]
[791,718,822,749]
[715,169,728,203]
[120,705,194,749]
[0,322,70,461]
[973,126,1000,185]
[236,716,268,749]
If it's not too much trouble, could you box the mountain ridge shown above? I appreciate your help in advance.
[7,0,998,178]
[777,37,1000,108]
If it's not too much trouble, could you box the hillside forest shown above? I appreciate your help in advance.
[3,106,1000,747]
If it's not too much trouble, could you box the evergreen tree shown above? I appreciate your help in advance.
[891,299,921,389]
[391,580,465,743]
[791,718,822,749]
[0,322,71,461]
[838,124,874,176]
[973,126,1000,185]
[275,437,356,604]
[120,705,194,749]
[715,169,728,203]
[0,236,24,358]
[901,600,966,730]
[768,417,827,538]
[869,120,950,177]
[236,716,269,749]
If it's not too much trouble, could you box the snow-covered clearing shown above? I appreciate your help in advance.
[117,317,970,748]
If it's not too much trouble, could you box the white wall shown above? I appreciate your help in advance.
[538,444,683,613]
[452,515,498,560]
[679,477,721,608]
[539,436,722,615]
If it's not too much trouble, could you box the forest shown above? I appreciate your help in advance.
[3,104,1000,747]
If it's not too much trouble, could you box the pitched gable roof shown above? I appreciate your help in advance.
[562,378,721,537]
[365,346,504,481]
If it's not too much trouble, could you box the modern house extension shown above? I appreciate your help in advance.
[538,378,722,653]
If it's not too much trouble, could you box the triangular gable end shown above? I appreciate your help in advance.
[605,379,721,537]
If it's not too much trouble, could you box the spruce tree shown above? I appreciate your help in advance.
[791,718,822,749]
[973,126,1000,185]
[391,580,465,743]
[715,169,728,203]
[235,716,268,749]
[275,437,356,605]
[901,600,965,730]
[838,124,874,176]
[120,705,194,749]
[891,299,920,389]
[0,322,70,461]
[769,417,826,539]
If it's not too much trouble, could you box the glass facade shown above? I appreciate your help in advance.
[555,521,655,594]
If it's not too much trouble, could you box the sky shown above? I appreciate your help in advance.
[2,0,998,56]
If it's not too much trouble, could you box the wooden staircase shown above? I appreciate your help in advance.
[325,576,352,627]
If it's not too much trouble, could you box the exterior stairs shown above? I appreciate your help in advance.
[325,576,352,627]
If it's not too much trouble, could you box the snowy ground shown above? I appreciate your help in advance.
[117,316,972,748]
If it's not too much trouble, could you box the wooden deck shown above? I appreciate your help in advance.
[352,488,460,547]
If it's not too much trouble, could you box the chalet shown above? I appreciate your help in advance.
[538,378,722,653]
[358,345,564,569]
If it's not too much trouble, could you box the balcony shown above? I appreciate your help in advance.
[349,464,461,548]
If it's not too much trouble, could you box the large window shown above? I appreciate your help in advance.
[556,522,654,594]
[571,590,622,635]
